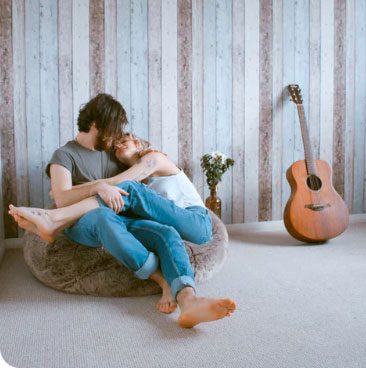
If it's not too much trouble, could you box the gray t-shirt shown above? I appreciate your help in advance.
[46,140,127,184]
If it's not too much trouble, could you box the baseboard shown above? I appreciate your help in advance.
[5,238,24,249]
[0,242,5,263]
[3,214,365,250]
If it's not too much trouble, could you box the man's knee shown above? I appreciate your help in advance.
[81,206,116,224]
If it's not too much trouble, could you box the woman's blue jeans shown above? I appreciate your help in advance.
[64,180,212,302]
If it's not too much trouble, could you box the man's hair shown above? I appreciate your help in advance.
[77,93,128,140]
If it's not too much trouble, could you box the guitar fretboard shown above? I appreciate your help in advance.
[296,104,317,175]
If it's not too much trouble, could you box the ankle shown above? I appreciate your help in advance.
[176,286,196,306]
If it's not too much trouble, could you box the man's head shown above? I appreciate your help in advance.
[77,93,128,151]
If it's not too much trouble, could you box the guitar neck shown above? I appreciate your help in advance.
[296,104,317,175]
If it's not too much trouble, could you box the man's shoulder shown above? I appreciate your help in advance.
[55,140,78,155]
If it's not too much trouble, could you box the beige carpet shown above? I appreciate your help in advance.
[0,216,366,368]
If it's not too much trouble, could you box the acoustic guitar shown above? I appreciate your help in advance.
[283,84,349,243]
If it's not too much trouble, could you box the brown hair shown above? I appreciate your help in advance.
[119,132,151,150]
[77,93,128,141]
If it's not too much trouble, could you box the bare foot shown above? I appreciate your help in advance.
[11,212,39,235]
[8,205,59,242]
[156,286,177,314]
[178,296,236,328]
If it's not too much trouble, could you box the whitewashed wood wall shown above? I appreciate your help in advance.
[1,0,366,239]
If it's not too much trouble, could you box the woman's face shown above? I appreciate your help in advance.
[114,137,141,164]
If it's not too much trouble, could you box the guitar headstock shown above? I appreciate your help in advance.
[287,84,303,105]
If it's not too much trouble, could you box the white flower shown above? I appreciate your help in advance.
[210,151,227,161]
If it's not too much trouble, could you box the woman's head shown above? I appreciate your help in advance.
[114,132,151,165]
[77,93,128,150]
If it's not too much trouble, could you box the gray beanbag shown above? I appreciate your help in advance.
[23,210,229,297]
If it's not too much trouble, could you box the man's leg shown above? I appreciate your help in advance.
[97,180,212,244]
[125,218,236,328]
[63,207,159,280]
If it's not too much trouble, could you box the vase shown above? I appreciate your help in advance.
[205,185,222,218]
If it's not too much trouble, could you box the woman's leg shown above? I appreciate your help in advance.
[10,180,212,244]
[125,218,236,328]
[8,197,100,242]
[99,181,213,244]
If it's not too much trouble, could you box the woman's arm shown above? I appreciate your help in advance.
[72,151,171,189]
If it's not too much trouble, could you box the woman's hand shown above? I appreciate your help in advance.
[96,182,129,214]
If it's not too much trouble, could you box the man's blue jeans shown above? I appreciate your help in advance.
[64,180,212,301]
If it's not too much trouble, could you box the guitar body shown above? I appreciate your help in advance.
[284,159,349,243]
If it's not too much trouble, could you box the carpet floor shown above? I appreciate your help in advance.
[0,215,365,368]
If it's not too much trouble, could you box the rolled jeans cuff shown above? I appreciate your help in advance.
[134,252,159,280]
[171,276,196,302]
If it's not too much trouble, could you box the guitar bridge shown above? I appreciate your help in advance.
[305,203,331,211]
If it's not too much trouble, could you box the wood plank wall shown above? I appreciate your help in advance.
[1,0,366,239]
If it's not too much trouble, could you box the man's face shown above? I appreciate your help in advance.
[94,129,120,151]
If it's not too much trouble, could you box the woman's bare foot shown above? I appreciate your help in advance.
[8,205,62,242]
[156,285,177,314]
[149,268,177,314]
[177,288,236,328]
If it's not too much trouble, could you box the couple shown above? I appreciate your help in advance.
[9,93,236,329]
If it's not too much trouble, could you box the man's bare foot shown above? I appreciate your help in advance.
[8,205,60,242]
[177,292,236,328]
[156,285,177,314]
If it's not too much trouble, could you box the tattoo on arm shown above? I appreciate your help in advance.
[132,158,157,181]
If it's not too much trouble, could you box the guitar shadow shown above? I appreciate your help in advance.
[229,231,325,247]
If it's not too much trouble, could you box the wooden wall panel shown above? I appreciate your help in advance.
[12,0,29,234]
[344,0,355,212]
[178,0,193,180]
[72,0,90,137]
[40,0,59,209]
[244,0,260,222]
[333,0,346,199]
[105,0,117,97]
[58,0,73,146]
[25,0,43,209]
[130,0,148,140]
[162,0,178,163]
[116,0,130,119]
[203,0,216,204]
[2,0,366,239]
[258,0,273,221]
[0,0,18,238]
[90,0,105,97]
[216,0,233,224]
[271,0,283,220]
[354,0,366,213]
[191,0,204,200]
[232,0,245,223]
[148,0,162,151]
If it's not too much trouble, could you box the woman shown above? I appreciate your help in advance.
[9,133,236,328]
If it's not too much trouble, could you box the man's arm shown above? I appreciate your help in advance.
[71,151,167,189]
[50,164,128,212]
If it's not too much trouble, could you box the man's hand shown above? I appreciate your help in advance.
[96,182,129,214]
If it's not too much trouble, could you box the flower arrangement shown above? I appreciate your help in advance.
[200,151,235,189]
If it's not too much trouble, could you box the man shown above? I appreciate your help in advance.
[13,93,236,328]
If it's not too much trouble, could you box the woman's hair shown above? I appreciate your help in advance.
[121,132,151,151]
[77,93,128,141]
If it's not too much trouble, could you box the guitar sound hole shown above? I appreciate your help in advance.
[306,175,322,191]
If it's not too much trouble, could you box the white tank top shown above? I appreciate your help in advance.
[146,168,205,209]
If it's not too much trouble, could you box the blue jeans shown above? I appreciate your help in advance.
[64,180,212,301]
